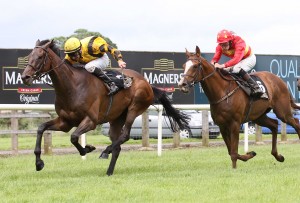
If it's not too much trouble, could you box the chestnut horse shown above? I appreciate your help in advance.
[21,40,190,176]
[178,46,300,169]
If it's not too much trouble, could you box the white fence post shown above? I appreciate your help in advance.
[80,133,86,160]
[157,105,163,156]
[244,122,249,153]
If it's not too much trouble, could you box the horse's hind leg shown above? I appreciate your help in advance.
[100,112,128,176]
[254,114,284,162]
[100,111,127,159]
[107,120,133,175]
[273,98,300,139]
[292,117,300,139]
[106,111,139,176]
[277,113,300,139]
[99,121,124,159]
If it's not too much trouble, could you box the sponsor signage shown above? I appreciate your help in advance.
[0,49,299,104]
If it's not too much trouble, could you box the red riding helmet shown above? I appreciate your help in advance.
[217,29,234,44]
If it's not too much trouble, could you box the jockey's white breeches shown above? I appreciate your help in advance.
[229,54,256,73]
[84,53,109,73]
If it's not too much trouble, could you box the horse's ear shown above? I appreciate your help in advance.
[196,46,201,57]
[44,40,53,48]
[35,39,40,46]
[185,48,190,58]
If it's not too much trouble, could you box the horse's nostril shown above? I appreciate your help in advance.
[21,75,31,82]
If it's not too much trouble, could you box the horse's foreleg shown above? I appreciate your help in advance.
[70,117,97,156]
[219,126,231,155]
[35,122,47,171]
[237,152,257,162]
[227,122,256,168]
[35,117,72,171]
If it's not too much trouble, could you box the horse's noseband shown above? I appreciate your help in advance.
[182,58,205,86]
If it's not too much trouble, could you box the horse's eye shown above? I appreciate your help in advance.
[193,63,199,68]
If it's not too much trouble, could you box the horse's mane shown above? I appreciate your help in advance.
[38,39,62,58]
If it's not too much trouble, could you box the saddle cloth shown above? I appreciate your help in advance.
[235,74,269,99]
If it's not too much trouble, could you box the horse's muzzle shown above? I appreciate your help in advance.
[178,82,190,93]
[21,75,33,86]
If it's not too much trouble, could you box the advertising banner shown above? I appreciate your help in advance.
[1,49,299,104]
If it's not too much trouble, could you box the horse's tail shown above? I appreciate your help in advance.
[290,94,300,110]
[151,86,190,132]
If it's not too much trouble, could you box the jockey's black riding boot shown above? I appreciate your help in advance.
[238,69,264,97]
[93,68,119,95]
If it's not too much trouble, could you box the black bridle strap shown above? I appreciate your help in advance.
[184,58,239,104]
[26,46,65,84]
[26,46,49,74]
[183,60,216,86]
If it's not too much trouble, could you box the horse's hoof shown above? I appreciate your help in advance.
[278,155,285,162]
[99,152,109,159]
[36,160,45,171]
[85,144,96,153]
[248,151,257,157]
[106,171,113,176]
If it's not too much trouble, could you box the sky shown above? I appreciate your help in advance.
[1,0,299,55]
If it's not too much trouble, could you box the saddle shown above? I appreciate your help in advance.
[103,70,133,90]
[219,69,269,100]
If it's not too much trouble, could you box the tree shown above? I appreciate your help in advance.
[52,28,118,49]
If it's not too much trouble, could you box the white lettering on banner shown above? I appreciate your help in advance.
[5,71,52,85]
[269,59,300,101]
[269,59,299,78]
[5,71,23,85]
[144,72,183,84]
[286,81,298,99]
[20,94,40,104]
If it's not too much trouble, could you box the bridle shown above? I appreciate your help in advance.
[182,57,216,87]
[182,56,241,105]
[25,45,65,82]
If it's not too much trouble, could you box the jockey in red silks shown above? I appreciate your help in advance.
[211,29,265,98]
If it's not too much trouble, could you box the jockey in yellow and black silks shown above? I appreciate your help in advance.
[64,36,126,95]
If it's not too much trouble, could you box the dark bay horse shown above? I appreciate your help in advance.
[21,40,190,176]
[178,46,300,169]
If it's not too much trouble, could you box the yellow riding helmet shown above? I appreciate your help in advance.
[64,37,81,54]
